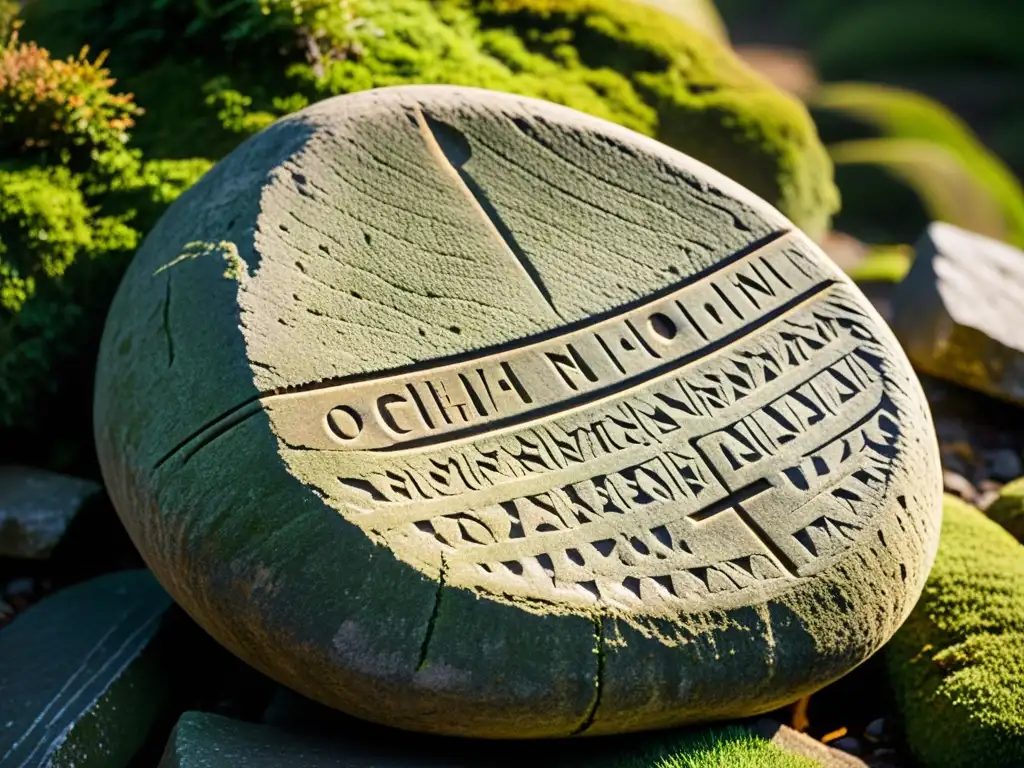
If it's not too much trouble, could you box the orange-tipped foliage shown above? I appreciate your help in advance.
[0,32,141,173]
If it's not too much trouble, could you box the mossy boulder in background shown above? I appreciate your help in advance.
[984,477,1024,542]
[885,494,1024,768]
[632,0,729,43]
[17,0,839,239]
[811,83,1024,248]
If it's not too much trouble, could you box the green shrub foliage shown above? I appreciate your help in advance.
[0,31,211,472]
[20,0,838,237]
[7,0,838,472]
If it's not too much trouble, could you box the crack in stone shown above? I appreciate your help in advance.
[162,276,175,367]
[571,616,604,735]
[416,555,447,672]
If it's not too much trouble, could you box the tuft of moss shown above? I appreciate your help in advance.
[598,724,819,768]
[846,243,912,284]
[19,0,839,238]
[985,478,1024,542]
[885,495,1024,768]
[0,31,212,473]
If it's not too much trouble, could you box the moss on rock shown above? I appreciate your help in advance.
[19,0,839,238]
[885,495,1024,768]
[846,244,912,284]
[984,478,1024,542]
[600,724,819,768]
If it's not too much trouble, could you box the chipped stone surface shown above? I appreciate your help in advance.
[0,465,101,559]
[94,85,943,738]
[892,222,1024,405]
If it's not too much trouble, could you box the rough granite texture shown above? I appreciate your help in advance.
[885,495,1024,768]
[891,222,1024,406]
[94,86,943,738]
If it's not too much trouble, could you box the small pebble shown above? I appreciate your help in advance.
[832,736,864,755]
[864,717,886,743]
[4,578,34,598]
[984,449,1023,482]
[943,469,978,503]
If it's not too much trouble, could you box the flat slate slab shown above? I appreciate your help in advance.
[94,85,944,738]
[891,222,1024,405]
[0,465,101,559]
[0,570,173,767]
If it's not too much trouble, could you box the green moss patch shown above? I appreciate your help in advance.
[0,31,212,472]
[885,495,1024,768]
[19,0,838,237]
[600,725,820,768]
[985,478,1024,542]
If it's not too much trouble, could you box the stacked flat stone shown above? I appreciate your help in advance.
[892,221,1024,406]
[94,85,943,738]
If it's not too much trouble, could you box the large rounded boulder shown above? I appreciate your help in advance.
[95,85,943,738]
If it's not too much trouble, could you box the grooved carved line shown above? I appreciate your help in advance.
[153,230,793,470]
[264,235,823,454]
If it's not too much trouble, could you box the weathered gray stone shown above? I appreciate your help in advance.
[162,711,836,768]
[159,711,460,768]
[0,465,100,559]
[892,222,1024,405]
[94,85,943,738]
[0,570,173,768]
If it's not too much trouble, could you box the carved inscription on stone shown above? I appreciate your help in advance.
[266,233,824,452]
[268,236,916,616]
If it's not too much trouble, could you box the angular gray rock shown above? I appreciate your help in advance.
[892,222,1024,405]
[0,570,173,768]
[0,465,101,559]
